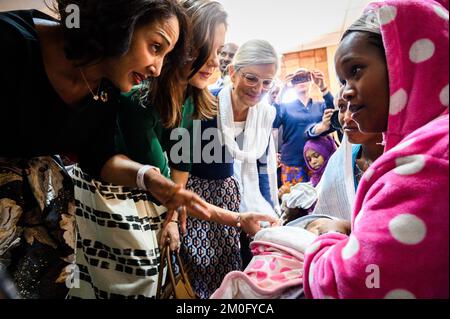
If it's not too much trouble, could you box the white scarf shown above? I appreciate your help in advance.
[312,135,355,221]
[218,85,280,218]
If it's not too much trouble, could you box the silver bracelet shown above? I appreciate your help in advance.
[136,165,154,190]
[236,215,241,228]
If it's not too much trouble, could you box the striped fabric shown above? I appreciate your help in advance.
[68,165,167,299]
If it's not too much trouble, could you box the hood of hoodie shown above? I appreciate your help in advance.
[365,0,449,151]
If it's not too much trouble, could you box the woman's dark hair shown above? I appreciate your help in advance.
[50,0,189,67]
[342,30,386,62]
[149,0,228,128]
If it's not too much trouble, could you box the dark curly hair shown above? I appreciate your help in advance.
[50,0,190,68]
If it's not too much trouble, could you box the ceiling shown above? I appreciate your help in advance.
[0,0,373,53]
[218,0,373,53]
[0,0,51,13]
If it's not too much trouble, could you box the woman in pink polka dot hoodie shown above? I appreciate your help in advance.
[303,0,449,299]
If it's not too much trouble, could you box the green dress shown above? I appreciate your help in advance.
[70,91,195,299]
[116,89,194,179]
[117,91,242,299]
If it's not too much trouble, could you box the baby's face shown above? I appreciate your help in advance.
[305,150,325,170]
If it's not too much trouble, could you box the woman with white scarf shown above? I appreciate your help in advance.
[185,40,281,285]
[222,40,281,267]
[220,39,281,219]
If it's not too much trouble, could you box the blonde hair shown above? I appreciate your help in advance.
[232,39,280,73]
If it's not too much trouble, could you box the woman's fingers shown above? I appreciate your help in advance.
[160,223,181,252]
[257,213,281,226]
[162,210,175,228]
[179,206,188,234]
[165,188,210,220]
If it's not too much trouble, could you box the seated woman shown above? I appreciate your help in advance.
[310,91,384,221]
[304,0,449,298]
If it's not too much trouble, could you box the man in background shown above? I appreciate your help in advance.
[209,42,239,90]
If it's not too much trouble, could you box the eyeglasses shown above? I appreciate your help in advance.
[240,72,275,90]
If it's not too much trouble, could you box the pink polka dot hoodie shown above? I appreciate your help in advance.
[303,0,449,299]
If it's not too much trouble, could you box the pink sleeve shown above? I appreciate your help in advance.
[303,149,449,299]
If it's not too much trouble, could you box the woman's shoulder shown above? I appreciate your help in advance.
[0,14,28,52]
[0,10,40,42]
[118,88,158,127]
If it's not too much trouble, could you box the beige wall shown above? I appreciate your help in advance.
[279,44,340,100]
[326,44,340,97]
[281,47,330,101]
[0,0,52,14]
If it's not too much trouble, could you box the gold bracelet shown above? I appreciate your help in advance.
[170,219,179,224]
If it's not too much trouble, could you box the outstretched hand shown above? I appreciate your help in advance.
[240,212,281,237]
[146,173,211,226]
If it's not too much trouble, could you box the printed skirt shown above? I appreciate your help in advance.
[181,175,242,299]
[68,165,166,299]
[0,157,75,299]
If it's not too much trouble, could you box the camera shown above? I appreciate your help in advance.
[291,72,311,85]
[330,109,342,131]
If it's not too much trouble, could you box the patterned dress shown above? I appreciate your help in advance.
[0,157,75,299]
[181,175,242,299]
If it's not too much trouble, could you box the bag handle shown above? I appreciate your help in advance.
[156,244,194,299]
[156,245,168,299]
[165,246,178,298]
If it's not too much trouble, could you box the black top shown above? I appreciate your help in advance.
[189,117,234,180]
[0,10,120,178]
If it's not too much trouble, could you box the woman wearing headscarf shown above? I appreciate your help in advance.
[311,91,384,221]
[303,0,449,298]
[303,136,337,188]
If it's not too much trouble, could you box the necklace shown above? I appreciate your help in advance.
[79,68,108,102]
[355,148,373,181]
[358,157,373,172]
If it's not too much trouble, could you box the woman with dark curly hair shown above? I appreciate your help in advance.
[0,0,211,299]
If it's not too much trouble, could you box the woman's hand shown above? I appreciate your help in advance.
[145,171,210,221]
[306,218,351,236]
[275,73,295,105]
[314,109,334,134]
[311,70,327,92]
[240,212,281,237]
[159,221,181,252]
